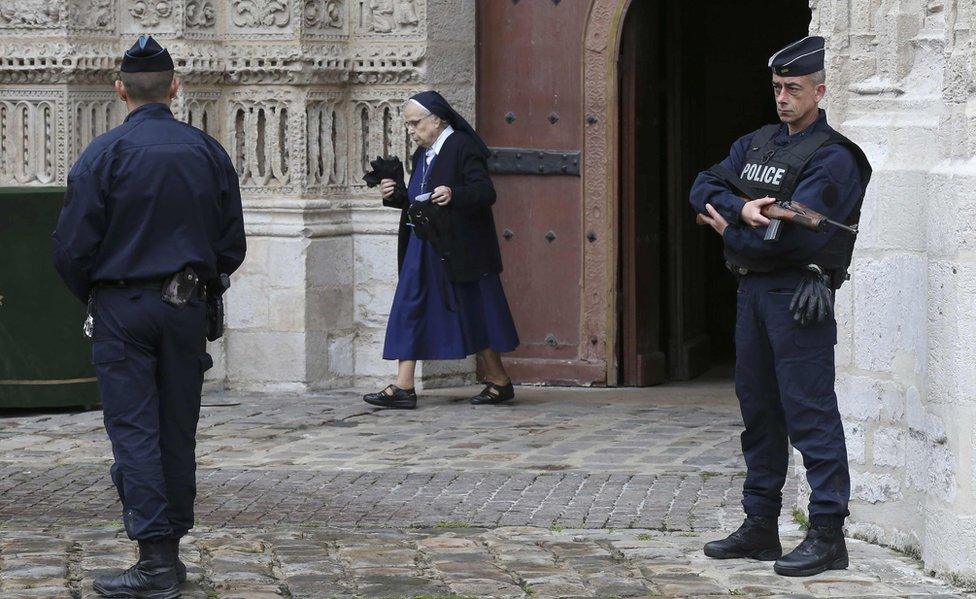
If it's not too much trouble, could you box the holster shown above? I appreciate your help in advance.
[206,273,231,341]
[161,266,200,308]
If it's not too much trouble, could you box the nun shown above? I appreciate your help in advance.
[363,91,520,409]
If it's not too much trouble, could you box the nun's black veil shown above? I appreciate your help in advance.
[409,90,491,158]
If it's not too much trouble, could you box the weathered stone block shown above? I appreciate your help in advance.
[308,237,354,288]
[354,326,393,379]
[852,253,926,373]
[872,427,906,468]
[267,238,310,290]
[923,509,976,582]
[307,286,355,332]
[852,472,902,504]
[329,333,356,379]
[847,422,866,464]
[226,274,271,330]
[268,288,308,332]
[227,331,308,387]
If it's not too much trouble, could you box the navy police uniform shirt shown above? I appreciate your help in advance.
[689,110,861,266]
[52,103,246,302]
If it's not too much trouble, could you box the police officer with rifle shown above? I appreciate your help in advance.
[690,36,872,577]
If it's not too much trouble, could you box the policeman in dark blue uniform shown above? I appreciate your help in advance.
[52,35,245,598]
[690,36,872,577]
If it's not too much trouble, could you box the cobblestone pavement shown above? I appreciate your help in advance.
[1,379,972,598]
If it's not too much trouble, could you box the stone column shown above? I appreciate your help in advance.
[807,0,976,581]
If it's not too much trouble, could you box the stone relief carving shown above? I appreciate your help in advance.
[366,0,393,32]
[307,98,346,186]
[185,0,216,29]
[182,96,220,138]
[229,97,292,189]
[233,0,290,29]
[0,1,62,28]
[69,0,114,30]
[0,0,431,189]
[350,46,421,84]
[395,0,418,30]
[0,99,57,184]
[72,95,124,161]
[0,39,421,86]
[304,0,343,30]
[129,0,172,27]
[360,0,417,33]
[350,99,410,184]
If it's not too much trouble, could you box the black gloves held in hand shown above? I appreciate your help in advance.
[363,155,405,188]
[790,267,834,326]
[363,155,408,208]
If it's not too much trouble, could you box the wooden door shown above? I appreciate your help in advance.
[618,0,667,386]
[476,1,594,384]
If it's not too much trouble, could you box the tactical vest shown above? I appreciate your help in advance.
[721,121,872,287]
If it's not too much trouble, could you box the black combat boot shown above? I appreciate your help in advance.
[167,538,186,584]
[703,515,782,560]
[92,538,181,598]
[774,524,848,576]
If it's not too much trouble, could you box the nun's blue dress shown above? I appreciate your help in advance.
[383,143,520,360]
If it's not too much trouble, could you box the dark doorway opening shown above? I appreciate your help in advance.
[617,0,811,386]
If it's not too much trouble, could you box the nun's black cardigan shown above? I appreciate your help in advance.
[384,131,503,282]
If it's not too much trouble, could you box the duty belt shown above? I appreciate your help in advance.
[94,277,207,298]
[94,277,168,290]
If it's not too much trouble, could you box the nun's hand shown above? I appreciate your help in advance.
[431,185,452,206]
[380,178,396,199]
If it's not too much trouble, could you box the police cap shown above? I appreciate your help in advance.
[768,36,825,77]
[121,34,174,73]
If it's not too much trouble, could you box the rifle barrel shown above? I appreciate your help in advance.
[826,219,858,234]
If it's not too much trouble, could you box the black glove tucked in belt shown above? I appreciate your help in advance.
[790,265,834,326]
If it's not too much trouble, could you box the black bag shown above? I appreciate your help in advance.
[407,201,452,254]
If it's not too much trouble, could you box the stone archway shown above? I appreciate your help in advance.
[580,0,632,386]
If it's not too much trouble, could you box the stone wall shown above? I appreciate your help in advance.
[806,0,976,582]
[0,0,477,391]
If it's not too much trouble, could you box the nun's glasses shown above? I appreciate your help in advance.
[405,114,436,129]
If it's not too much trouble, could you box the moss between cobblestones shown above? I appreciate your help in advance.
[791,507,810,530]
[433,520,471,529]
[936,571,976,593]
[394,596,477,599]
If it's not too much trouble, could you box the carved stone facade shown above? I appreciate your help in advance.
[0,0,476,391]
[804,0,976,584]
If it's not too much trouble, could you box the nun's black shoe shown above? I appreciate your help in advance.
[470,381,515,405]
[363,385,417,409]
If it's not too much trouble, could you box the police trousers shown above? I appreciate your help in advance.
[91,287,212,540]
[734,270,850,527]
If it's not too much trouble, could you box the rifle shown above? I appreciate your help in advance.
[695,164,857,242]
[759,200,857,241]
